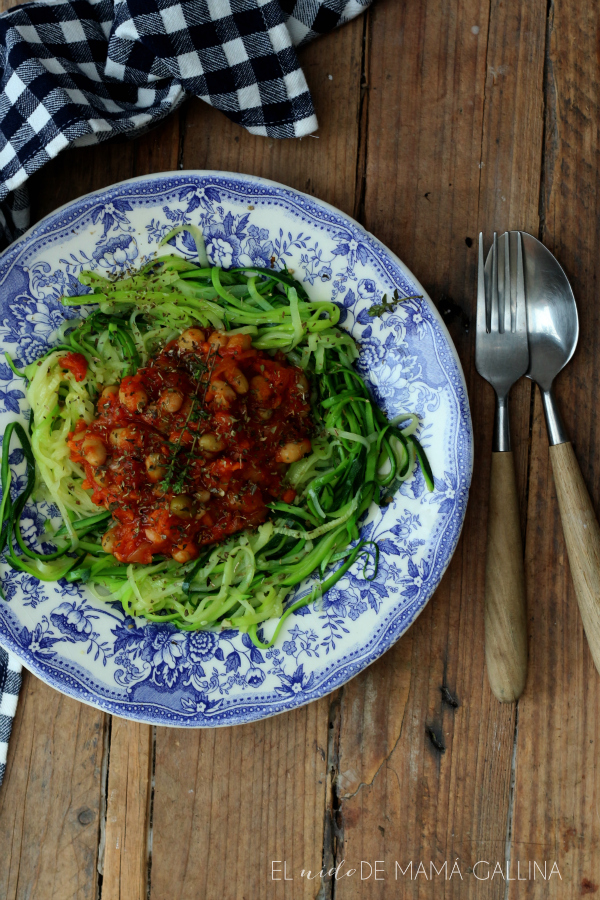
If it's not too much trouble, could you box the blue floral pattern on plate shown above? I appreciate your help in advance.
[0,172,472,726]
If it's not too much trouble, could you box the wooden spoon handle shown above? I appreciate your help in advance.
[550,441,600,674]
[484,451,528,702]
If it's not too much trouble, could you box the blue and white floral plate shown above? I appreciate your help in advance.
[0,172,472,726]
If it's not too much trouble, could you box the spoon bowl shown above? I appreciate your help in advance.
[485,231,579,445]
[520,231,579,392]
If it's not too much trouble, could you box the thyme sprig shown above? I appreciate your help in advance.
[160,348,218,494]
[368,288,423,318]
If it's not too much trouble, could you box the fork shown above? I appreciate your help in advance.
[475,231,529,702]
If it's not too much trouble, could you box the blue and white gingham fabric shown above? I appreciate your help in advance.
[0,0,372,788]
[0,0,372,247]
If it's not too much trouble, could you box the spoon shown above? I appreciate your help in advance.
[491,231,600,676]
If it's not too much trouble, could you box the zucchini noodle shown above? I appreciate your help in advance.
[1,227,435,648]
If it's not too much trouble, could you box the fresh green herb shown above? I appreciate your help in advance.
[368,288,423,317]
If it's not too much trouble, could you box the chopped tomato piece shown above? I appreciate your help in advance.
[58,352,88,382]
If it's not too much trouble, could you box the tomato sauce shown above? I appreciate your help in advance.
[67,329,313,565]
[58,352,88,382]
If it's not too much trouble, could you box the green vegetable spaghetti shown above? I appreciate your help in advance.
[0,228,434,648]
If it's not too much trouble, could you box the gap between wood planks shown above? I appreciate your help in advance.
[500,4,553,900]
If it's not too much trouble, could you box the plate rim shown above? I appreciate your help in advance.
[0,169,473,726]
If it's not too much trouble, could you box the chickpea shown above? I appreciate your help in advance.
[178,328,206,352]
[128,543,155,564]
[199,432,225,452]
[94,467,108,487]
[82,435,107,466]
[207,380,236,408]
[145,453,167,483]
[170,494,195,519]
[224,366,249,394]
[227,333,252,353]
[250,375,272,403]
[208,331,229,350]
[276,439,312,464]
[109,426,138,451]
[296,372,309,394]
[119,379,148,413]
[257,408,273,420]
[194,489,211,504]
[172,541,198,563]
[179,396,194,418]
[98,385,118,411]
[101,527,119,554]
[145,526,165,544]
[158,387,184,413]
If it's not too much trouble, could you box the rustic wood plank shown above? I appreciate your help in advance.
[0,669,105,900]
[150,701,329,900]
[509,0,600,894]
[133,112,182,176]
[30,141,137,224]
[149,21,365,900]
[102,719,153,900]
[331,0,547,896]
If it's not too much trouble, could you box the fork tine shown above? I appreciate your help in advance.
[477,232,487,334]
[515,231,527,333]
[503,231,511,333]
[490,232,499,332]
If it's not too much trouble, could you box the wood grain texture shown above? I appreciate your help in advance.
[331,0,546,895]
[550,441,600,676]
[102,719,153,900]
[484,451,528,702]
[148,21,365,900]
[30,141,136,225]
[509,0,600,893]
[0,670,105,900]
[150,700,330,900]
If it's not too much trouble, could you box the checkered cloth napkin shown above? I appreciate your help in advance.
[0,648,21,784]
[0,0,372,789]
[0,0,372,248]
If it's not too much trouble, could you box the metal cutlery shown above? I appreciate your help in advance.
[476,232,529,702]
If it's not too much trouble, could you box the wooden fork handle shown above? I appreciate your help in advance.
[484,451,528,702]
[550,441,600,675]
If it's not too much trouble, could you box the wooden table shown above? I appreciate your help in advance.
[0,0,598,896]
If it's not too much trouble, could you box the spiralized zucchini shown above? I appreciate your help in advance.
[1,231,434,648]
